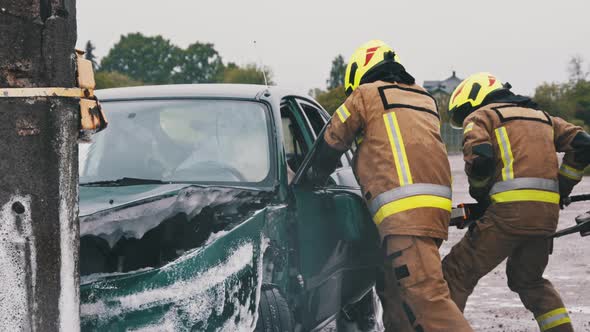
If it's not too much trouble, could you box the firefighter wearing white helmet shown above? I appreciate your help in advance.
[310,40,473,331]
[443,72,590,332]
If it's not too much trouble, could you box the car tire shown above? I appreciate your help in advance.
[255,285,294,332]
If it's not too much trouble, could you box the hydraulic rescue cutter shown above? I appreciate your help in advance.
[450,194,590,239]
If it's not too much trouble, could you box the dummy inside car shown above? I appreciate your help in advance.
[78,84,382,331]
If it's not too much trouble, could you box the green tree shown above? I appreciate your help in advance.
[534,56,590,127]
[310,55,348,114]
[172,42,224,83]
[571,80,590,126]
[84,40,98,70]
[95,71,143,89]
[533,82,574,119]
[221,63,274,85]
[568,55,589,83]
[327,55,346,89]
[313,86,346,115]
[100,33,181,84]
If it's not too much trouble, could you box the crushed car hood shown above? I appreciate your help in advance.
[78,183,277,330]
[79,184,269,248]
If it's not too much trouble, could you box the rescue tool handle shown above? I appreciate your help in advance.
[564,194,590,205]
[450,202,487,229]
[549,210,590,239]
[549,219,590,239]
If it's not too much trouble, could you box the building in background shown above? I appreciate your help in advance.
[423,71,463,153]
[424,71,462,115]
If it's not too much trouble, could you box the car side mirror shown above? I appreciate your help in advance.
[333,193,365,241]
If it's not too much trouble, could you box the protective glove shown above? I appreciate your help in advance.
[558,175,577,210]
[572,132,590,165]
[559,197,569,210]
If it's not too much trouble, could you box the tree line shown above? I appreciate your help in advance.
[87,33,590,128]
[85,33,272,89]
[533,56,590,129]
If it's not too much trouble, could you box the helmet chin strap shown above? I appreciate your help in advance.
[360,60,415,86]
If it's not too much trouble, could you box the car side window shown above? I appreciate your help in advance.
[299,102,327,138]
[296,99,349,168]
[281,104,308,173]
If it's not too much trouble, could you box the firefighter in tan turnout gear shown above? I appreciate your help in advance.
[310,40,473,332]
[442,72,590,332]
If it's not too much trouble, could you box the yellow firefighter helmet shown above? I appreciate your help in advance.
[344,40,401,96]
[448,72,504,128]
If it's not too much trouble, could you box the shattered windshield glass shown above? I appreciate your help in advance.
[79,99,272,185]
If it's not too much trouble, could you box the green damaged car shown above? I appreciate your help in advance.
[79,84,381,331]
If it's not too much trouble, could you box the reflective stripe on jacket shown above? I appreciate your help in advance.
[324,81,452,241]
[368,184,452,225]
[489,178,559,204]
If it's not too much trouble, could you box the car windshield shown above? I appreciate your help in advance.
[79,99,272,185]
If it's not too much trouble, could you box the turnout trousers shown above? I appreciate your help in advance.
[376,235,473,332]
[442,209,574,332]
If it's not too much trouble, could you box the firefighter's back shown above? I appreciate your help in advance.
[467,104,561,234]
[351,80,452,240]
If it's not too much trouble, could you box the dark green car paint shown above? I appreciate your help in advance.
[292,186,380,329]
[81,207,268,330]
[80,85,381,331]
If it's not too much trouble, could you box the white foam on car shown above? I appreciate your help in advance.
[82,241,259,330]
[80,187,247,247]
[80,267,154,285]
[217,236,269,332]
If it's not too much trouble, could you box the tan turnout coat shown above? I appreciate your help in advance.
[324,80,452,241]
[463,103,583,234]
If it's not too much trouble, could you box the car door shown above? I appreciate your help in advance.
[287,98,381,330]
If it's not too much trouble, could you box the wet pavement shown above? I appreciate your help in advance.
[324,155,590,331]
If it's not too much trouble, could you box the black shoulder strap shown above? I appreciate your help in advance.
[490,104,552,126]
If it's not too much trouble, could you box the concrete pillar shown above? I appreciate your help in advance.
[0,0,79,330]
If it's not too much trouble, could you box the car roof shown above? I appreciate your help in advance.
[95,84,310,102]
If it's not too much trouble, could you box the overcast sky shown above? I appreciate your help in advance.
[77,0,589,96]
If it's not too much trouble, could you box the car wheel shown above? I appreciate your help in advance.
[255,285,294,332]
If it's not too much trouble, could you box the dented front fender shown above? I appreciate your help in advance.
[80,208,269,331]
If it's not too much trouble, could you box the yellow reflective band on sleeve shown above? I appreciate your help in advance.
[383,112,413,186]
[335,104,351,123]
[559,164,584,181]
[495,127,514,181]
[373,195,452,225]
[491,189,560,204]
[536,308,572,331]
[464,122,474,134]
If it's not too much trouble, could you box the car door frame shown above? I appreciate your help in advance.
[286,98,380,330]
[294,98,355,168]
